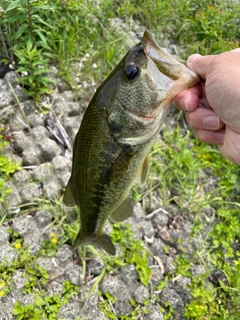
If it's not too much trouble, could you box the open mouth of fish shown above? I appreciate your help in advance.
[143,30,199,97]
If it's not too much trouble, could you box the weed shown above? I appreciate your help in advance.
[14,39,53,102]
[0,1,240,319]
[0,129,21,210]
[12,294,62,320]
[62,280,78,304]
[108,223,151,286]
[23,265,49,294]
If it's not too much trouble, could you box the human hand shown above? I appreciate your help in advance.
[175,49,240,165]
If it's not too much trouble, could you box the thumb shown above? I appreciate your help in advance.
[186,54,217,80]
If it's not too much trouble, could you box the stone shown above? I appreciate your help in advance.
[79,287,107,320]
[159,287,182,308]
[0,244,17,264]
[12,215,39,238]
[68,102,81,116]
[12,270,28,290]
[13,132,34,154]
[38,138,62,161]
[133,285,150,304]
[46,280,63,297]
[7,187,23,209]
[12,215,42,254]
[99,274,132,316]
[28,113,44,127]
[118,264,138,283]
[19,183,42,203]
[57,171,71,188]
[13,169,31,182]
[36,257,64,277]
[0,72,27,108]
[33,210,52,229]
[61,91,74,102]
[145,305,164,320]
[0,226,10,245]
[63,115,81,142]
[31,163,53,182]
[53,101,72,117]
[58,302,81,319]
[42,177,62,199]
[21,100,35,116]
[88,257,105,276]
[151,209,169,228]
[31,126,49,141]
[9,108,28,131]
[56,245,73,267]
[52,155,71,172]
[64,262,83,286]
[22,145,42,166]
[148,238,167,256]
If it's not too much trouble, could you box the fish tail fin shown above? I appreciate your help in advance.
[73,231,116,255]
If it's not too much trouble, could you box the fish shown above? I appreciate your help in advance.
[63,30,199,255]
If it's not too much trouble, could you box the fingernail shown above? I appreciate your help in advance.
[215,131,225,143]
[178,97,189,111]
[187,54,202,68]
[203,115,220,129]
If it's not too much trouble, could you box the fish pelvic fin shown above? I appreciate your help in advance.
[73,231,116,255]
[140,154,149,186]
[63,178,76,207]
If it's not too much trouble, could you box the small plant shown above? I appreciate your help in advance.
[62,280,79,304]
[23,265,49,294]
[12,294,62,320]
[109,223,151,287]
[0,129,21,208]
[14,39,52,102]
[38,232,62,257]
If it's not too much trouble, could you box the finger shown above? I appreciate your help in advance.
[186,109,225,130]
[174,80,206,111]
[187,54,217,79]
[198,98,212,110]
[193,128,225,144]
[175,90,199,111]
[231,48,240,53]
[217,126,240,165]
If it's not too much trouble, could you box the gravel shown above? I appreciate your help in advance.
[0,21,216,320]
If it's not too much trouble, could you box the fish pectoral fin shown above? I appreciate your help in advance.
[63,179,76,207]
[140,154,149,185]
[106,147,135,182]
[109,197,133,222]
[73,232,116,255]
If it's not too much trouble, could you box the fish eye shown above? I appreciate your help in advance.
[124,64,140,81]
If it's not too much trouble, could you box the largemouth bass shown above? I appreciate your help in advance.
[63,30,199,255]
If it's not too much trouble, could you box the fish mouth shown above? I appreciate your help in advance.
[142,30,199,93]
[143,30,181,81]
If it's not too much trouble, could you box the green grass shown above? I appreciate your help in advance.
[0,0,240,319]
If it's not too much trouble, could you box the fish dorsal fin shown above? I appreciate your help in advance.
[140,154,149,186]
[109,197,133,222]
[106,147,135,182]
[63,179,76,207]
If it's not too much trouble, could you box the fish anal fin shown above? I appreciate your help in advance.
[140,154,149,186]
[73,231,116,255]
[110,197,133,222]
[63,179,76,207]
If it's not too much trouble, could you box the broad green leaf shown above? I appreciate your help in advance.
[5,0,21,12]
[12,23,28,40]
